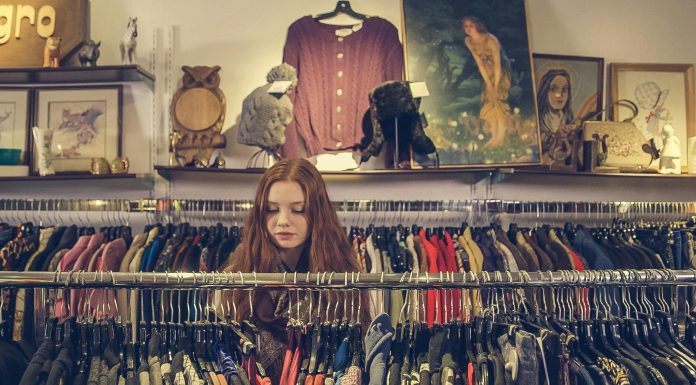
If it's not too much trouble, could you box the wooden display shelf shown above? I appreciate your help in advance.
[492,166,696,183]
[0,173,140,182]
[0,65,154,89]
[154,165,495,184]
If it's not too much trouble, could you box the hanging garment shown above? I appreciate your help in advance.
[281,16,403,158]
[364,313,394,385]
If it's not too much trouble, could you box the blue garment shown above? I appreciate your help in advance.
[140,238,164,322]
[0,226,14,248]
[140,238,163,272]
[333,337,350,373]
[217,344,239,384]
[681,231,691,269]
[572,229,613,269]
[673,232,683,270]
[682,231,696,269]
[364,313,394,385]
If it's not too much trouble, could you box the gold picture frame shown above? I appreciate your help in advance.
[610,63,695,171]
[32,86,122,174]
[401,0,541,168]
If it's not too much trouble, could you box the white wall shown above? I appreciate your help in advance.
[6,0,696,205]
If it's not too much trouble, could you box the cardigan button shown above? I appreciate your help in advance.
[336,142,343,148]
[337,52,344,59]
[337,70,344,78]
[336,89,343,96]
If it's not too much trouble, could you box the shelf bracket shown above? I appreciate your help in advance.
[491,168,515,184]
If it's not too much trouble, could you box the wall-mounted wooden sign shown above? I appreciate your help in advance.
[0,0,88,67]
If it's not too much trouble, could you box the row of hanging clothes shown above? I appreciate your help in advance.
[10,286,270,385]
[349,218,696,325]
[0,199,695,385]
[1,271,696,385]
[2,198,696,338]
[0,220,242,344]
[364,271,696,385]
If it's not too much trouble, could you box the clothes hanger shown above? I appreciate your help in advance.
[317,276,333,375]
[308,274,323,375]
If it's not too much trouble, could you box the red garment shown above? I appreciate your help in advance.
[305,375,315,385]
[70,233,105,272]
[419,230,440,328]
[246,353,258,385]
[69,232,105,317]
[281,16,404,158]
[287,331,304,385]
[258,375,272,385]
[91,238,128,318]
[467,363,474,385]
[58,235,90,271]
[431,235,448,324]
[443,232,461,319]
[279,328,296,385]
[55,235,91,318]
[569,250,584,271]
[568,249,589,319]
[313,374,326,385]
[86,244,105,273]
[436,238,449,322]
[96,238,127,271]
[431,235,448,272]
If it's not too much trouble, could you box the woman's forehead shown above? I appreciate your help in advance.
[267,180,305,201]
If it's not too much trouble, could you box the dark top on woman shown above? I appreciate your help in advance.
[252,255,311,384]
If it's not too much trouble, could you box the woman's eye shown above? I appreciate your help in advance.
[292,208,305,214]
[266,207,279,213]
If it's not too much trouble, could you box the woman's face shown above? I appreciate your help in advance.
[265,180,309,252]
[461,19,478,36]
[548,75,570,110]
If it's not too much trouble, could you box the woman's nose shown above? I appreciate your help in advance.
[277,210,290,225]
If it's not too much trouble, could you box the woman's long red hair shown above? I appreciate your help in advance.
[225,158,370,325]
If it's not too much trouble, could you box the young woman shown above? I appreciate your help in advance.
[224,158,370,384]
[461,16,512,149]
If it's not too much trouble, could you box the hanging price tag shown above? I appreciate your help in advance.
[267,81,292,94]
[409,82,430,98]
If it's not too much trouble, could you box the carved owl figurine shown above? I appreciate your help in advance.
[171,65,227,165]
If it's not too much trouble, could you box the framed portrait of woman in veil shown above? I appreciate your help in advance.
[533,53,604,165]
[402,0,541,167]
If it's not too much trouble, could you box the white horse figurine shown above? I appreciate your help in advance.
[119,17,138,64]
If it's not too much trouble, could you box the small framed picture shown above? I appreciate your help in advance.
[0,88,31,165]
[610,63,695,171]
[32,86,122,173]
[533,54,604,163]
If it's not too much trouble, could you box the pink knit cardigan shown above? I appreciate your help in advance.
[281,16,404,158]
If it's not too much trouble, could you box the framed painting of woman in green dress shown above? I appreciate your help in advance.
[402,0,541,167]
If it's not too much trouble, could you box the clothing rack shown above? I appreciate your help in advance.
[0,270,695,289]
[1,198,695,216]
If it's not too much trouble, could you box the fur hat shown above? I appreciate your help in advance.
[360,81,436,162]
[237,64,298,151]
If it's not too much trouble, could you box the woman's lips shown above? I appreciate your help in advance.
[276,232,294,240]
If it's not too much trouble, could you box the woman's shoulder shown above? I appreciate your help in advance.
[485,33,501,46]
[464,36,473,47]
